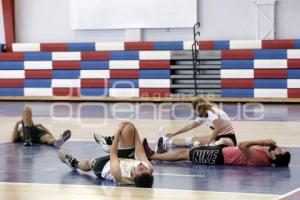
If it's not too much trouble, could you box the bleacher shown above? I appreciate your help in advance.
[0,40,299,99]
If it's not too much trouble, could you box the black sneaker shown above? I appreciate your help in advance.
[143,138,155,160]
[94,133,113,153]
[54,130,71,148]
[58,149,77,170]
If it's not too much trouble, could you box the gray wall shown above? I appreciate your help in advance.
[1,0,300,43]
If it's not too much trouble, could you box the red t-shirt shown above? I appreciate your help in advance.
[222,146,271,167]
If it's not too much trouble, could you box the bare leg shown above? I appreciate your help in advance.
[39,134,56,145]
[22,106,34,127]
[170,138,189,147]
[151,149,190,162]
[77,159,93,172]
[11,130,20,142]
[117,122,135,148]
[192,135,211,144]
[170,135,211,147]
[59,150,93,171]
[11,121,22,142]
[21,106,35,145]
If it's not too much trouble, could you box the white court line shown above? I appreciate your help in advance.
[153,173,205,178]
[276,187,300,200]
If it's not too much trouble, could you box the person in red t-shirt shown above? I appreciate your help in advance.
[143,138,291,167]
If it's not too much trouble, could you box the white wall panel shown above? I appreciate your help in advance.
[254,89,287,98]
[109,88,139,97]
[254,60,287,69]
[24,88,52,96]
[221,69,254,79]
[70,0,197,29]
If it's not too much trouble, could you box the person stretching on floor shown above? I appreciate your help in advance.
[59,121,154,188]
[143,138,291,167]
[161,98,237,149]
[11,106,71,147]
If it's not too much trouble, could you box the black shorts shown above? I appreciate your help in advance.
[17,126,49,143]
[91,147,135,178]
[91,155,110,178]
[189,145,225,165]
[215,133,237,146]
[117,147,135,159]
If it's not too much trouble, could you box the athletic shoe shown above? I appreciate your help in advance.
[53,130,72,148]
[158,126,172,150]
[156,137,168,154]
[142,138,155,160]
[159,126,166,137]
[94,133,113,153]
[58,149,77,170]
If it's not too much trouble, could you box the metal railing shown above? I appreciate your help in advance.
[192,22,201,96]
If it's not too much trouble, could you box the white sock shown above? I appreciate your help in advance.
[165,138,173,149]
[185,137,193,147]
[193,141,204,147]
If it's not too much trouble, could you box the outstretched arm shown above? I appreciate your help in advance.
[166,121,200,138]
[208,119,221,144]
[133,127,153,172]
[152,149,190,162]
[110,123,127,183]
[11,120,22,142]
[238,139,276,158]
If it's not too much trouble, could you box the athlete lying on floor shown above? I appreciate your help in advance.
[143,138,290,167]
[12,106,71,147]
[59,121,154,187]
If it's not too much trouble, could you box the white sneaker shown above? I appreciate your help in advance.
[58,149,76,170]
[54,130,71,148]
[159,126,172,150]
[163,137,173,150]
[94,133,112,153]
[159,126,166,137]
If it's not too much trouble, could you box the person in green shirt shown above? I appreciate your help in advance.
[11,106,71,147]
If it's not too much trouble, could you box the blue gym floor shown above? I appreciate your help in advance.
[0,141,299,195]
[0,102,299,197]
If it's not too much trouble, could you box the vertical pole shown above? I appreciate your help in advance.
[2,0,15,52]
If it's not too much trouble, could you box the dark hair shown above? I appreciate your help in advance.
[133,173,154,188]
[271,152,291,167]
